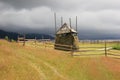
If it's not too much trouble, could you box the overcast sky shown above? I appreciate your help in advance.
[0,0,120,39]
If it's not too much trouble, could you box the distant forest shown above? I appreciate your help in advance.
[0,29,54,41]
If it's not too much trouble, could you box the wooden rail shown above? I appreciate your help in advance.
[54,44,72,47]
[54,44,73,51]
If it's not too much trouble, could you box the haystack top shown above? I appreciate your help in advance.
[56,23,77,34]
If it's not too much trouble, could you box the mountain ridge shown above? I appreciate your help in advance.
[0,29,54,41]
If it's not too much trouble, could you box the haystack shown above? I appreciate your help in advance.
[54,23,79,51]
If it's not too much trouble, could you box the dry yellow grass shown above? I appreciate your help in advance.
[0,40,120,80]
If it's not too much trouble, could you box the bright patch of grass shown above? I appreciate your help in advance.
[113,44,120,50]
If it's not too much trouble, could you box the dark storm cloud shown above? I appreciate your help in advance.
[0,0,63,10]
[0,0,50,9]
[0,0,120,39]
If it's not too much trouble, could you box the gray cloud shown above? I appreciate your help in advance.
[0,0,120,39]
[1,0,120,10]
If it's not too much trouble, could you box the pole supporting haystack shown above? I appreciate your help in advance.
[76,16,78,31]
[54,12,57,34]
[61,17,63,27]
[69,18,71,28]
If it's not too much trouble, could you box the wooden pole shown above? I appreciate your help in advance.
[17,35,19,42]
[76,16,78,31]
[69,18,71,28]
[71,45,74,57]
[54,12,57,34]
[76,16,79,39]
[61,17,63,27]
[35,36,36,44]
[105,41,107,57]
[23,34,25,46]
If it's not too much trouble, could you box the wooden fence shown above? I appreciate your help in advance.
[72,41,120,57]
[17,39,120,57]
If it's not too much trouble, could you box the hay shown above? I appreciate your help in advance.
[54,23,79,51]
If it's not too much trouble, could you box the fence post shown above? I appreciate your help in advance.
[35,37,37,45]
[71,45,74,56]
[23,34,25,46]
[105,41,107,57]
[17,35,19,43]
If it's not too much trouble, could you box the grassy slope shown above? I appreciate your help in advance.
[0,40,120,80]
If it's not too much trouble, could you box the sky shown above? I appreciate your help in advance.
[0,0,120,39]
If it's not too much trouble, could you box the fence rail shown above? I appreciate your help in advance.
[74,53,105,56]
[54,44,73,51]
[17,39,120,57]
[107,53,120,56]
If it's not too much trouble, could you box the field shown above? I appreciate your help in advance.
[0,40,120,80]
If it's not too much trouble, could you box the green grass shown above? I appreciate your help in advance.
[113,44,120,50]
[0,40,120,80]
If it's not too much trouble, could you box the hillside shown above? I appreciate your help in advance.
[0,29,54,41]
[0,40,120,80]
[0,30,19,40]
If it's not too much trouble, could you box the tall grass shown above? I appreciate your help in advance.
[0,40,120,80]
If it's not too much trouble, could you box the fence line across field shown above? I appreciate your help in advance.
[17,39,107,56]
[17,38,120,57]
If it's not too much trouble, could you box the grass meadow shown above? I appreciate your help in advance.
[0,40,120,80]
